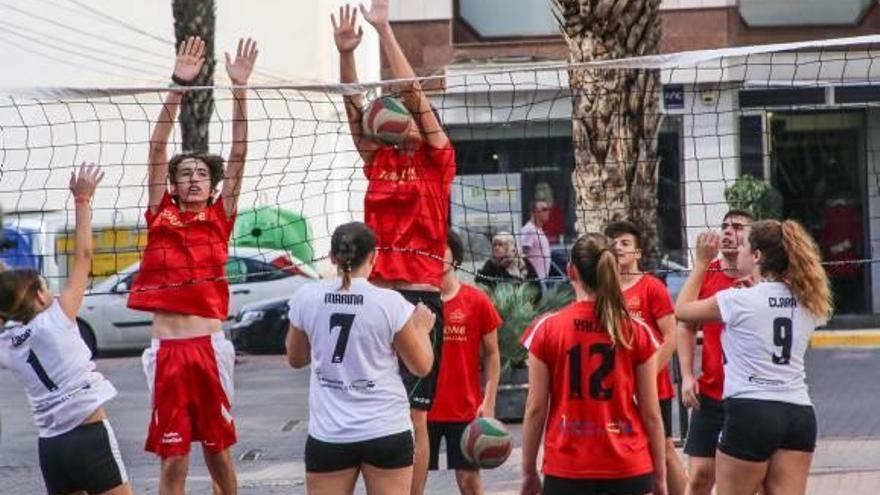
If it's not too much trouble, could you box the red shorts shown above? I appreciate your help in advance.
[142,333,236,458]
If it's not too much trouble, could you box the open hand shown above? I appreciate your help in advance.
[359,0,389,29]
[69,162,105,199]
[173,36,206,83]
[226,38,258,86]
[332,5,364,53]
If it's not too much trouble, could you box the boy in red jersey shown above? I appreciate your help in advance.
[126,36,258,494]
[333,2,455,493]
[605,221,688,495]
[676,210,753,495]
[428,231,501,495]
[521,234,667,495]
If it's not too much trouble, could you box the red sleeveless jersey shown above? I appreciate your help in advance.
[522,301,658,479]
[697,260,738,401]
[364,143,455,288]
[623,274,676,400]
[127,192,235,320]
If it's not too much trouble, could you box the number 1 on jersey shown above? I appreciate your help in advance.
[26,350,58,391]
[329,313,356,364]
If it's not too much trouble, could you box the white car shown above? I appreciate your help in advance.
[76,247,319,354]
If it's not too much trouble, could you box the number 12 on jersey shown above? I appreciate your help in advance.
[567,343,615,401]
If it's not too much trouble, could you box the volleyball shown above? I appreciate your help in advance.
[361,95,413,144]
[460,417,513,469]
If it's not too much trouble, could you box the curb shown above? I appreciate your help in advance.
[810,330,880,348]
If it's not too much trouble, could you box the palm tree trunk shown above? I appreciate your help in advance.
[555,0,663,268]
[173,0,216,153]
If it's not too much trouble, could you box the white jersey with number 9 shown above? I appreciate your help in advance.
[716,282,819,406]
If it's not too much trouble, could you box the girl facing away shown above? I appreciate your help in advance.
[0,164,132,495]
[285,221,436,495]
[520,234,667,495]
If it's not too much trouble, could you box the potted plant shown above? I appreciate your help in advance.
[723,174,782,220]
[488,282,573,421]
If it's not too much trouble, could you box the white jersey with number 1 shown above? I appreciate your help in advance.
[716,282,819,406]
[288,277,415,443]
[0,299,117,437]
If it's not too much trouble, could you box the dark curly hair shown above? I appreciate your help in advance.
[168,152,225,192]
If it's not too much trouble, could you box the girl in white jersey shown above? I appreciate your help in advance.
[0,164,132,495]
[676,220,832,495]
[286,221,436,495]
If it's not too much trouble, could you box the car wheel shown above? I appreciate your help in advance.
[77,319,97,358]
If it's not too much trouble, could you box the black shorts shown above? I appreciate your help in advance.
[428,421,477,471]
[39,420,128,495]
[718,398,817,462]
[543,473,653,495]
[684,395,724,458]
[397,290,443,410]
[660,398,673,439]
[305,430,414,472]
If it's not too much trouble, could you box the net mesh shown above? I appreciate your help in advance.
[2,35,880,315]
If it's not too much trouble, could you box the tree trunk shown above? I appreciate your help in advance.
[173,0,216,153]
[554,0,663,268]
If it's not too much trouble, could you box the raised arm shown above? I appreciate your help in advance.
[149,36,205,213]
[60,163,104,321]
[676,232,723,324]
[221,38,258,218]
[361,0,449,149]
[333,5,382,164]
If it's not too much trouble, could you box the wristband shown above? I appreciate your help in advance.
[171,74,192,86]
[74,195,91,204]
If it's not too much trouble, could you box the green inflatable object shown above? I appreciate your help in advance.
[233,207,314,266]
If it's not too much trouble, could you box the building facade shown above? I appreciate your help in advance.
[388,0,880,323]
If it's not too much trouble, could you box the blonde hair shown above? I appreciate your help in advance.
[570,234,632,348]
[750,220,833,322]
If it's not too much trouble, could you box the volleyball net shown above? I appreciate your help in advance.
[2,35,880,316]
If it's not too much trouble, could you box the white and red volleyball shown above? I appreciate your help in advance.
[361,95,412,144]
[460,417,513,469]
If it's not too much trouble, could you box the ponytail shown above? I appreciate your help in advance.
[780,220,833,321]
[570,234,632,348]
[594,250,633,348]
[749,219,833,322]
[330,222,377,291]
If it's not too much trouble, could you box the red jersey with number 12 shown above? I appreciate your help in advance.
[521,301,658,479]
[429,284,502,422]
[364,143,456,288]
[698,259,738,401]
[623,274,675,400]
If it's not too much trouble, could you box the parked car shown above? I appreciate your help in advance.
[230,296,291,354]
[76,247,318,355]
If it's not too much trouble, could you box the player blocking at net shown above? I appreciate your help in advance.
[333,2,456,494]
[676,221,831,495]
[125,35,257,494]
[0,164,133,495]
